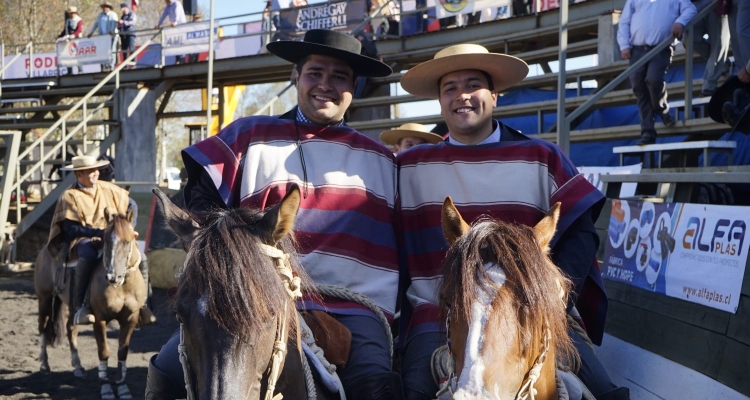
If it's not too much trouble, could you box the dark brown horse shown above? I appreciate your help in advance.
[35,208,147,400]
[438,198,577,399]
[155,185,338,399]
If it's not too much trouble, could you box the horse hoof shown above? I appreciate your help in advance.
[117,383,133,399]
[74,367,86,379]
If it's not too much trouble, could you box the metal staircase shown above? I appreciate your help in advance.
[0,36,157,259]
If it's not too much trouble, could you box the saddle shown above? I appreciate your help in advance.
[300,310,352,369]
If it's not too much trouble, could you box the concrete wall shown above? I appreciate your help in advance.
[115,87,157,193]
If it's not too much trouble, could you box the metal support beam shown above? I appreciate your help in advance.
[557,0,570,154]
[0,131,21,253]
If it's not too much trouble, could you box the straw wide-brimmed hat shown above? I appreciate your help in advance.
[100,2,114,9]
[66,5,78,13]
[380,123,444,146]
[266,29,392,78]
[400,44,529,99]
[60,155,111,171]
[708,76,750,133]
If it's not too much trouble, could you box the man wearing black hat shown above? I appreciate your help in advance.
[146,30,402,400]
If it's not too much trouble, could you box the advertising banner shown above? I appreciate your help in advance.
[276,0,367,36]
[162,21,219,57]
[2,52,101,79]
[603,199,749,313]
[435,0,511,19]
[57,35,113,67]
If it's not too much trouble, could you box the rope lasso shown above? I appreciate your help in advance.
[315,284,393,363]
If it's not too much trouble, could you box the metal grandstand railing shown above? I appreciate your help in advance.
[0,41,33,97]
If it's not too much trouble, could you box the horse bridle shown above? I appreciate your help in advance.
[177,243,302,400]
[441,306,552,400]
[102,236,138,286]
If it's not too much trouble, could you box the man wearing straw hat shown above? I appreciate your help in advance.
[47,155,156,327]
[397,44,627,399]
[147,30,402,399]
[380,123,444,154]
[88,3,121,71]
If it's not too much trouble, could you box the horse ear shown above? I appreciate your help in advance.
[104,207,114,223]
[534,202,561,251]
[261,184,301,244]
[152,188,201,251]
[441,196,469,246]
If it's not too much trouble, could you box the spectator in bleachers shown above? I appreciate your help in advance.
[88,3,120,72]
[156,0,187,63]
[57,6,84,75]
[688,0,730,97]
[118,2,137,69]
[617,0,697,145]
[157,0,187,28]
[728,0,750,83]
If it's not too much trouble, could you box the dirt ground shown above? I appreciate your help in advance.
[0,269,179,400]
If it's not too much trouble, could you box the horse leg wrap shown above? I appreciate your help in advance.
[98,360,109,381]
[116,360,127,384]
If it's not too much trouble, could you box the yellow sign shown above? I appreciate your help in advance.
[201,85,246,136]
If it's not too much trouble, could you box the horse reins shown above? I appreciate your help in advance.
[441,306,552,400]
[177,243,302,400]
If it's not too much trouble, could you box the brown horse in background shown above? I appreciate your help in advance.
[438,198,578,400]
[35,208,146,400]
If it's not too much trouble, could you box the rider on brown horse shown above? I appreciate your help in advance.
[47,155,156,327]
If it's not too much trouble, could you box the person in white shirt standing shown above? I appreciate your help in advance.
[617,0,697,145]
[88,3,120,72]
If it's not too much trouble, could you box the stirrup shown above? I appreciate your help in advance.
[138,306,157,327]
[431,344,454,387]
[74,306,95,325]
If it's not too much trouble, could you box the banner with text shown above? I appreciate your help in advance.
[276,0,367,36]
[57,35,112,67]
[603,199,749,313]
[436,0,511,19]
[162,21,219,57]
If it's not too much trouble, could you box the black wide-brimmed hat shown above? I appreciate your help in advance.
[708,76,750,132]
[266,29,392,78]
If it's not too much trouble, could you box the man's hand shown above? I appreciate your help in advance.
[671,23,684,39]
[621,48,631,60]
[739,68,750,84]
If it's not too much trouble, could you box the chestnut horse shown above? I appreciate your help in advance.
[154,185,338,399]
[438,198,578,400]
[35,208,146,400]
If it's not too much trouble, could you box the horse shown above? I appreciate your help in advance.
[437,197,578,400]
[35,207,147,400]
[154,184,338,400]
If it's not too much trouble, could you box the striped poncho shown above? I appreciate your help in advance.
[398,128,607,344]
[182,112,400,321]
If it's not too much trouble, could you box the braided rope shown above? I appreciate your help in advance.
[299,343,318,400]
[316,284,393,362]
[566,314,593,349]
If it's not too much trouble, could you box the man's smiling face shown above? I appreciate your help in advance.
[295,54,355,125]
[438,69,497,143]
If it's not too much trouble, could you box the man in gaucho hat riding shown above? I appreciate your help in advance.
[396,44,629,400]
[146,30,403,399]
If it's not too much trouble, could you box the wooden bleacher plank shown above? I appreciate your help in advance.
[599,171,750,184]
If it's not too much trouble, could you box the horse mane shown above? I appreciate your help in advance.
[108,214,136,241]
[178,207,315,338]
[440,218,576,365]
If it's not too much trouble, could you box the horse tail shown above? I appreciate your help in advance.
[44,295,68,348]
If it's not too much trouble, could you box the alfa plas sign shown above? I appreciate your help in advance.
[603,200,748,313]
